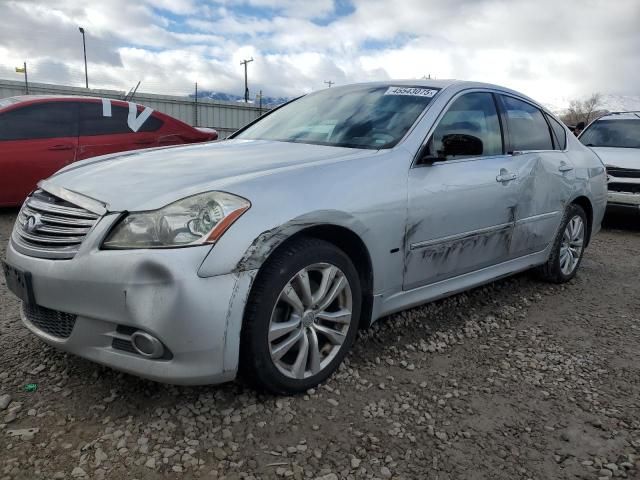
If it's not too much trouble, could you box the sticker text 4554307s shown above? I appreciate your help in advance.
[384,87,438,97]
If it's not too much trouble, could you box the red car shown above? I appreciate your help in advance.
[0,96,218,207]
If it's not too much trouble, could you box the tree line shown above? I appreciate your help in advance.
[559,93,606,127]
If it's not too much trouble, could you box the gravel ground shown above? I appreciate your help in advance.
[0,209,639,480]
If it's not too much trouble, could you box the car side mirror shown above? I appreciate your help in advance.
[417,138,445,165]
[441,133,483,157]
[417,134,484,165]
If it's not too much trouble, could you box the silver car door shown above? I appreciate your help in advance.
[498,95,574,258]
[404,91,528,290]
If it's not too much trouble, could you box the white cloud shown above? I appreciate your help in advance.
[211,0,337,19]
[0,0,638,104]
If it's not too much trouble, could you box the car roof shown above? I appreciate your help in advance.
[594,111,640,121]
[330,79,518,92]
[0,95,170,117]
[0,95,154,113]
[3,95,130,104]
[315,79,548,110]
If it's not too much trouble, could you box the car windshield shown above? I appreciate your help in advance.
[580,118,640,148]
[235,85,440,149]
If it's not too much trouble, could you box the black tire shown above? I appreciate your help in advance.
[240,237,361,395]
[536,203,588,283]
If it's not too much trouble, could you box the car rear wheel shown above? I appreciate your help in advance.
[240,237,361,394]
[537,203,587,283]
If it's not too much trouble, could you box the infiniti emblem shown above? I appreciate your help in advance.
[24,213,43,233]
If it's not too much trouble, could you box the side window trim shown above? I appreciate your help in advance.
[413,89,506,167]
[493,93,509,155]
[545,114,560,150]
[544,113,568,151]
[495,94,519,154]
[542,113,559,150]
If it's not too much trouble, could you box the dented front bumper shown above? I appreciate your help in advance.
[607,191,640,208]
[5,215,256,385]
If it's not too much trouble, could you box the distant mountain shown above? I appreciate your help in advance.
[597,94,640,112]
[191,90,290,107]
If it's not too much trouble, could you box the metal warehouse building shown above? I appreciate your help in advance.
[0,79,265,139]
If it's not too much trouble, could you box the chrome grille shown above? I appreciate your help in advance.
[23,303,77,339]
[12,190,100,260]
[608,182,640,194]
[606,166,640,179]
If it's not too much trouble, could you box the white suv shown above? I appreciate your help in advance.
[580,112,640,213]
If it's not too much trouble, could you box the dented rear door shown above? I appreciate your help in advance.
[498,95,573,258]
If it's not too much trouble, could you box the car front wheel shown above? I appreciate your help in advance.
[240,237,361,394]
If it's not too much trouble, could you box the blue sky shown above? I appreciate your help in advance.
[0,0,638,108]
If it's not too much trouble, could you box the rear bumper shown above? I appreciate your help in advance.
[6,240,256,385]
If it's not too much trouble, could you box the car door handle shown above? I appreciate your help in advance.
[496,171,517,183]
[558,163,574,172]
[48,144,74,151]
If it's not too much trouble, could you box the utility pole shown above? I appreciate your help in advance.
[16,62,28,94]
[256,90,263,115]
[240,57,254,103]
[324,80,334,88]
[194,82,198,126]
[23,62,28,94]
[79,27,88,88]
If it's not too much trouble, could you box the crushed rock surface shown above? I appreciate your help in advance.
[1,210,639,480]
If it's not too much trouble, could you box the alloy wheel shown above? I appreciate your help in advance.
[560,215,585,275]
[268,263,353,379]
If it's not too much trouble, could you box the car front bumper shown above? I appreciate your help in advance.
[607,191,640,212]
[5,235,256,385]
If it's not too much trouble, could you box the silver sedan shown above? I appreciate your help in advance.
[3,80,607,394]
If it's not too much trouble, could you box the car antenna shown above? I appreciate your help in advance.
[124,81,141,102]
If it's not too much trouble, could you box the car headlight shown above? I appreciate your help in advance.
[102,191,250,249]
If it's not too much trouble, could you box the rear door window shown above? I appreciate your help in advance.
[501,96,553,151]
[0,102,78,140]
[79,102,163,136]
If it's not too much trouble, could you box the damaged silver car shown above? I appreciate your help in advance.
[3,81,607,394]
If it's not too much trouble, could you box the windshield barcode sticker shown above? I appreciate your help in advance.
[384,87,438,97]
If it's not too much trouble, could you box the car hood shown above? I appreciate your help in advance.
[49,139,374,211]
[589,146,640,170]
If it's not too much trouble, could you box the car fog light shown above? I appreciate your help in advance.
[131,331,165,358]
